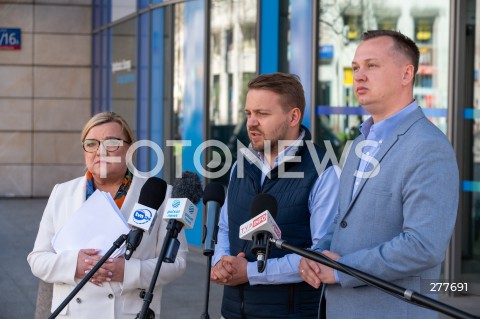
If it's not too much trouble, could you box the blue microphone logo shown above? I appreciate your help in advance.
[188,204,195,214]
[172,200,181,208]
[133,209,152,224]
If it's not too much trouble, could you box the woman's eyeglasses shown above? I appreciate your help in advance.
[82,139,130,153]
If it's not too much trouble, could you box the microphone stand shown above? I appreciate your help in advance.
[201,254,212,319]
[137,220,184,319]
[49,234,128,319]
[270,238,480,319]
[201,222,216,319]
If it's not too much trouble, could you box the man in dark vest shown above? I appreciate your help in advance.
[211,72,340,319]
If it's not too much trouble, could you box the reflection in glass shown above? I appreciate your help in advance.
[172,0,205,245]
[470,119,480,284]
[150,8,165,177]
[173,3,186,176]
[465,1,480,287]
[112,0,136,22]
[208,0,257,185]
[110,18,136,131]
[317,0,450,157]
[173,1,205,181]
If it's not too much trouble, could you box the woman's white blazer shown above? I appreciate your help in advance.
[27,176,188,318]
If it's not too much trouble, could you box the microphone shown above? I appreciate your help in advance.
[239,193,281,273]
[162,171,203,262]
[202,182,226,256]
[125,177,168,260]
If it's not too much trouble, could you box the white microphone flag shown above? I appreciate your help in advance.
[163,198,198,229]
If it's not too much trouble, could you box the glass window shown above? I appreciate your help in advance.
[112,0,137,22]
[110,18,137,131]
[317,0,450,157]
[464,0,480,289]
[415,17,434,45]
[377,16,398,31]
[137,12,150,172]
[101,29,109,112]
[150,8,165,177]
[92,33,102,114]
[208,0,257,185]
[343,14,362,42]
[173,0,206,245]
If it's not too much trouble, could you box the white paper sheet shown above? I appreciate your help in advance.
[52,190,130,257]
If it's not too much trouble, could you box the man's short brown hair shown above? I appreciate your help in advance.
[361,30,420,76]
[248,72,306,122]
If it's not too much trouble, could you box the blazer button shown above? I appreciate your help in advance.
[76,298,82,304]
[108,294,114,299]
[340,221,348,228]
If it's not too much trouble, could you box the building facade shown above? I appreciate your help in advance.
[0,0,479,296]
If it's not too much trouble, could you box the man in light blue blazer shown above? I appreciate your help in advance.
[299,30,459,318]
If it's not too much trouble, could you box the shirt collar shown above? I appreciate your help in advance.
[251,128,306,169]
[359,100,418,141]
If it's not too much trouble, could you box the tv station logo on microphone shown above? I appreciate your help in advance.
[163,198,198,229]
[132,209,152,224]
[239,210,282,240]
[252,213,267,227]
[127,203,158,233]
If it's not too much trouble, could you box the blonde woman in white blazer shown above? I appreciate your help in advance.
[28,112,187,318]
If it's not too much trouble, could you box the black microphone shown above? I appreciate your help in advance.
[202,182,226,256]
[162,171,203,263]
[125,177,168,260]
[171,171,203,204]
[242,193,279,273]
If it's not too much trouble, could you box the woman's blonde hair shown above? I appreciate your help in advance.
[81,111,135,143]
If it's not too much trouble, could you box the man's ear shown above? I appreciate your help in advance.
[402,64,415,85]
[290,108,302,127]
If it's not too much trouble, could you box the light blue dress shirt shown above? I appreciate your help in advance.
[352,101,419,197]
[212,130,340,285]
[333,100,419,283]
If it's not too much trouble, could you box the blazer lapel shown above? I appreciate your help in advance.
[71,176,87,213]
[120,176,145,221]
[340,138,362,212]
[343,108,426,218]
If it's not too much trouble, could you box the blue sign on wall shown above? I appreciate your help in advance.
[320,45,334,59]
[0,28,21,50]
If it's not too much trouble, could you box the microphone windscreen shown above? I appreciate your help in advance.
[250,193,278,218]
[203,182,225,206]
[172,171,203,205]
[138,177,168,209]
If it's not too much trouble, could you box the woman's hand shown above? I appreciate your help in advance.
[100,256,126,282]
[76,249,102,285]
[76,249,125,286]
[79,253,126,286]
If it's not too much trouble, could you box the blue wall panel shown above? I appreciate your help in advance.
[151,8,165,177]
[137,13,150,172]
[182,0,205,246]
[289,0,312,129]
[102,29,110,112]
[260,0,279,74]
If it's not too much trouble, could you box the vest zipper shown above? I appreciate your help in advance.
[240,244,248,319]
[240,285,245,319]
[289,284,295,313]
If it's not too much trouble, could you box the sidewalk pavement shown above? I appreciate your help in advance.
[1,198,479,319]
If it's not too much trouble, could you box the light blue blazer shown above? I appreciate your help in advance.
[316,107,459,319]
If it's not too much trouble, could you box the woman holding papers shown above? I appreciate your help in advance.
[28,112,188,318]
